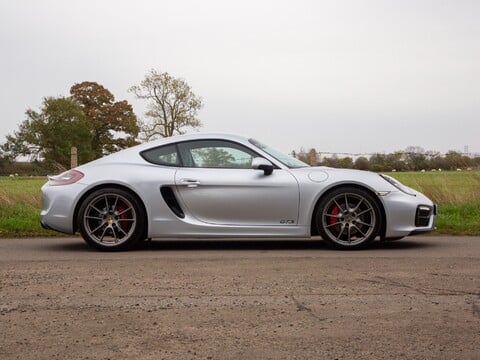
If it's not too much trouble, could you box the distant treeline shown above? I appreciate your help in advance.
[0,159,58,176]
[294,148,480,172]
[1,148,480,176]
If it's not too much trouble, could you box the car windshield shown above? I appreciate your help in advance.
[249,138,310,169]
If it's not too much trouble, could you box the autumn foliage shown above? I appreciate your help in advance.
[2,82,139,169]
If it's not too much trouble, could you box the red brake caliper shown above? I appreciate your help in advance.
[329,206,340,225]
[117,205,128,230]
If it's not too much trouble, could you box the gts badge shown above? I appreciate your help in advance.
[280,219,295,225]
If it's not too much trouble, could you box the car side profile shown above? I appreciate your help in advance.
[41,133,436,250]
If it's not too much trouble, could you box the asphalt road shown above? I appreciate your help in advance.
[1,236,479,359]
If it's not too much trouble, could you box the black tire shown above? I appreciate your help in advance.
[77,187,146,251]
[315,187,382,249]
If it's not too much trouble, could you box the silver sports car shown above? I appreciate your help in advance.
[41,133,436,250]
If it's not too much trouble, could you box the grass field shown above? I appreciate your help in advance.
[0,177,53,237]
[384,171,480,236]
[0,172,479,237]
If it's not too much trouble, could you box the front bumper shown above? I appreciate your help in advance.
[408,204,437,235]
[382,191,437,238]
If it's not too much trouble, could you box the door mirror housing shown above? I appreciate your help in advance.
[252,157,274,176]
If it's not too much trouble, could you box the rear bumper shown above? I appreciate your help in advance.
[41,182,87,234]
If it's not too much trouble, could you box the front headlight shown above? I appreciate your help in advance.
[379,174,417,196]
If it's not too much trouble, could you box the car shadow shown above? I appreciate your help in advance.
[136,238,436,252]
[46,237,437,252]
[44,240,93,252]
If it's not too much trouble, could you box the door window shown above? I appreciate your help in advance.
[178,140,257,169]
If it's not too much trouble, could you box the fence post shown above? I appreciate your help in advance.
[71,147,78,168]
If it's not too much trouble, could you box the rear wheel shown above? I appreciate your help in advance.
[77,188,146,251]
[315,187,381,249]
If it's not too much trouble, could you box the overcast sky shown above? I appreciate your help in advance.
[0,0,478,155]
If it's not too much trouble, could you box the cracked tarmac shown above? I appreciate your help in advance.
[0,236,479,359]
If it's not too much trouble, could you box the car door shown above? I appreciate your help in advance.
[174,140,299,226]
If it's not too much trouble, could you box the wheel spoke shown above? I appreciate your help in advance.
[99,226,109,242]
[336,223,346,240]
[347,223,352,242]
[86,216,103,220]
[333,199,344,212]
[90,221,106,234]
[356,219,373,228]
[118,207,132,216]
[356,207,373,217]
[325,213,342,218]
[111,225,118,241]
[352,224,367,237]
[325,222,340,228]
[116,225,128,237]
[352,198,363,212]
[344,194,349,211]
[112,196,119,212]
[89,204,104,215]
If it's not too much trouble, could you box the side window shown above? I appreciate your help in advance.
[177,140,256,169]
[141,144,180,166]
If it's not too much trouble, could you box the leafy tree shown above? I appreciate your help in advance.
[322,154,339,168]
[198,148,235,168]
[369,153,387,172]
[385,151,408,171]
[295,148,319,166]
[444,151,470,170]
[0,149,7,171]
[429,154,445,170]
[307,148,319,166]
[3,82,139,168]
[404,146,427,171]
[354,156,370,171]
[295,148,309,164]
[129,69,203,140]
[337,157,354,169]
[70,81,139,157]
[2,97,94,168]
[472,156,480,168]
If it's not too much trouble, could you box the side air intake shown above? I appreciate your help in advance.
[160,186,185,218]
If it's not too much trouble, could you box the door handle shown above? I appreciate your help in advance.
[179,179,201,188]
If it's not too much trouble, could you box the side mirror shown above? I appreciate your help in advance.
[252,157,274,176]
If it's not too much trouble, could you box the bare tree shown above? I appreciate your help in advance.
[129,70,203,140]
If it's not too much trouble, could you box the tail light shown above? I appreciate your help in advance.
[48,170,84,186]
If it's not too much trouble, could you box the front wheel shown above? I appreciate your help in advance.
[77,188,146,251]
[315,187,382,249]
